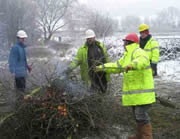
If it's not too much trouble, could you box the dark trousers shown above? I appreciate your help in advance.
[90,72,107,93]
[91,81,107,93]
[150,63,157,76]
[132,104,151,124]
[10,77,26,110]
[15,77,26,89]
[13,77,26,109]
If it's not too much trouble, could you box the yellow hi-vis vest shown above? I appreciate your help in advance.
[97,43,156,106]
[69,41,110,86]
[143,37,160,64]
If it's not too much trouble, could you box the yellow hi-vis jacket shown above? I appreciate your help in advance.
[69,41,110,86]
[143,37,159,64]
[97,43,156,106]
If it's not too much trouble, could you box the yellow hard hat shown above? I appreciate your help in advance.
[139,24,149,32]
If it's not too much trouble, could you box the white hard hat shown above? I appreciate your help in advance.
[17,30,28,38]
[85,29,95,39]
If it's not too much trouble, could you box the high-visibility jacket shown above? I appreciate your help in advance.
[70,41,110,86]
[143,37,159,64]
[97,43,156,106]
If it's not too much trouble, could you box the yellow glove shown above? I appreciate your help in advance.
[94,65,103,72]
[151,68,155,75]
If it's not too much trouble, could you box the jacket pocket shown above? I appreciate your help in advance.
[124,70,144,91]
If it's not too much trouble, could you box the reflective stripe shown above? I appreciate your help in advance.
[130,63,151,70]
[131,55,150,69]
[131,48,140,61]
[134,56,149,61]
[132,61,138,65]
[145,47,159,52]
[143,56,149,61]
[123,89,155,95]
[117,61,121,68]
[144,49,151,52]
[151,47,159,50]
[146,66,151,69]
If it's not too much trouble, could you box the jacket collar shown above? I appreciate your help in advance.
[140,34,152,49]
[140,34,152,42]
[126,43,139,53]
[84,40,100,48]
[17,40,26,48]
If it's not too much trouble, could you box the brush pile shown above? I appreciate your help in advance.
[0,78,123,139]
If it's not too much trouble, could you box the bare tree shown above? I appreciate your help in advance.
[35,0,76,42]
[87,12,119,38]
[64,3,92,32]
[151,7,180,32]
[64,3,119,38]
[0,0,7,50]
[0,0,40,48]
[63,2,88,32]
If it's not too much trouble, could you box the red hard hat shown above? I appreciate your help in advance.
[123,33,139,44]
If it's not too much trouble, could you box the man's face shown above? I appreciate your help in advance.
[140,31,148,39]
[86,37,95,46]
[123,40,128,51]
[19,38,26,44]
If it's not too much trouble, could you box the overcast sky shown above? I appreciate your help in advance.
[79,0,180,17]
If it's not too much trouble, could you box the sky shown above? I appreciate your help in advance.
[79,0,180,17]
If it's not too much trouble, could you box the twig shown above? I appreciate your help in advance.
[84,103,95,128]
[46,113,56,135]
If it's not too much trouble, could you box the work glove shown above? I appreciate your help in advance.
[24,95,32,101]
[94,65,103,72]
[125,64,133,73]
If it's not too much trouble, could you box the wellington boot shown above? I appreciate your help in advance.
[140,123,153,139]
[128,136,139,139]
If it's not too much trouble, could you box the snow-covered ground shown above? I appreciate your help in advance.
[158,60,180,82]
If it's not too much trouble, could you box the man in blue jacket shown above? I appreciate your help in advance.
[8,30,32,92]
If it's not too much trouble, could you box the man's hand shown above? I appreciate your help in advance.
[11,73,15,78]
[125,64,133,73]
[27,65,32,73]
